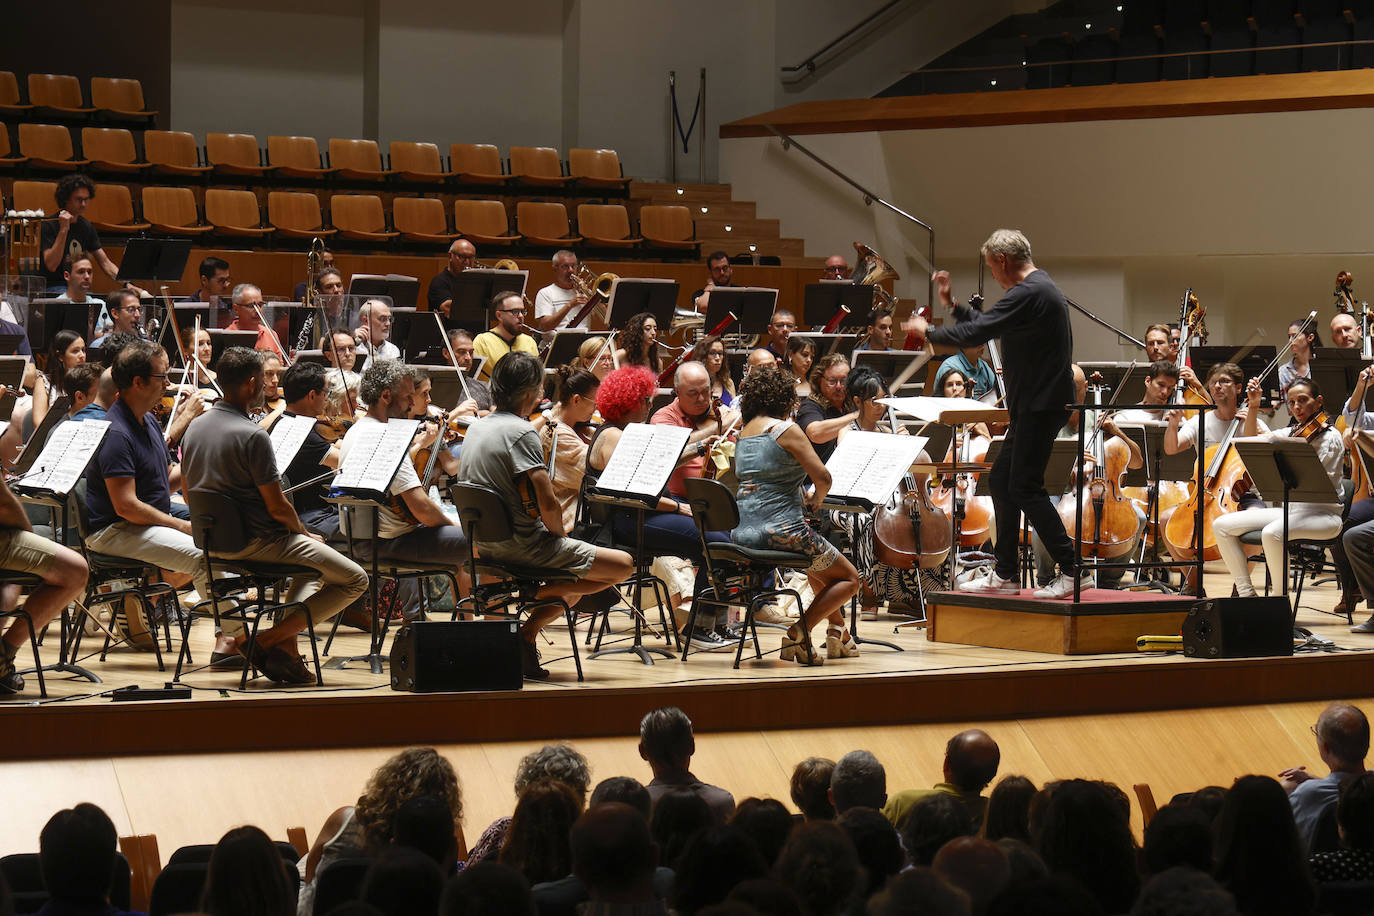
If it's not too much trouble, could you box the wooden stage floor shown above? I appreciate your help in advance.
[4,569,1373,761]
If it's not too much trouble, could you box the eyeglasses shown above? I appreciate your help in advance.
[500,308,527,315]
[822,376,847,387]
[146,373,168,381]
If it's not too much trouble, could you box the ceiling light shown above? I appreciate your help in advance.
[700,206,708,213]
[675,188,684,195]
[725,225,732,232]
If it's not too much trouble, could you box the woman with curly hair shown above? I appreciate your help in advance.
[787,336,816,398]
[468,743,592,864]
[798,353,858,463]
[734,366,860,664]
[614,312,662,374]
[298,747,463,916]
[587,366,734,649]
[691,335,736,406]
[498,779,584,885]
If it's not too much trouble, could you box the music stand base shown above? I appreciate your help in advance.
[324,653,386,674]
[590,644,675,665]
[20,661,101,684]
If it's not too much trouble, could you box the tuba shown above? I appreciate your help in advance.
[567,264,619,328]
[476,258,521,271]
[852,241,899,308]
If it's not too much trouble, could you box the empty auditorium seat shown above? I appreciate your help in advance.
[82,127,149,173]
[17,124,88,170]
[1120,0,1163,35]
[0,129,26,170]
[516,201,581,246]
[393,197,457,243]
[509,146,569,188]
[639,206,700,252]
[1162,30,1210,78]
[576,204,641,248]
[204,189,273,237]
[330,194,399,242]
[1025,37,1072,89]
[85,184,150,234]
[89,78,158,121]
[267,136,333,179]
[389,141,452,182]
[1209,27,1256,76]
[206,132,268,177]
[144,130,211,177]
[449,143,508,185]
[328,139,393,181]
[569,148,630,190]
[27,73,94,117]
[1069,35,1115,85]
[0,71,33,117]
[267,191,336,239]
[1256,20,1303,72]
[11,181,56,214]
[1115,34,1163,82]
[142,187,212,236]
[1301,17,1350,71]
[452,199,522,246]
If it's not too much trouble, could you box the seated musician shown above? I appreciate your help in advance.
[787,337,816,398]
[573,336,615,381]
[650,361,738,501]
[196,257,233,311]
[354,299,400,371]
[613,313,661,375]
[32,330,86,428]
[1212,377,1343,601]
[937,344,997,401]
[734,366,861,665]
[797,354,858,463]
[292,267,346,354]
[590,366,732,650]
[321,327,361,418]
[1112,360,1178,424]
[533,250,591,341]
[852,308,894,352]
[89,290,143,350]
[456,352,633,679]
[690,251,736,314]
[295,257,340,301]
[0,472,88,695]
[81,342,238,663]
[764,309,796,361]
[56,255,103,313]
[224,284,287,360]
[745,348,777,378]
[249,350,285,426]
[822,254,849,280]
[181,347,368,684]
[542,365,600,535]
[691,336,736,407]
[63,364,103,422]
[472,292,538,383]
[275,362,341,539]
[1164,363,1268,497]
[427,238,477,319]
[1280,318,1321,396]
[1329,364,1374,625]
[936,369,991,439]
[191,328,219,392]
[446,329,493,415]
[1332,312,1362,351]
[1144,324,1172,363]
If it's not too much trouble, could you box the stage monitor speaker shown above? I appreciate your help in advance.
[1181,596,1293,658]
[390,621,523,692]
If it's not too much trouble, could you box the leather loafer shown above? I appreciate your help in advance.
[520,640,549,680]
[258,645,315,685]
[1352,616,1374,634]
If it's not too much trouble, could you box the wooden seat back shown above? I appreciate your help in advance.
[18,124,77,163]
[143,187,202,228]
[577,204,633,241]
[393,197,449,235]
[331,195,388,233]
[509,145,565,181]
[206,132,262,169]
[87,184,139,226]
[516,201,572,238]
[454,199,513,237]
[449,143,505,178]
[328,138,385,173]
[389,141,444,175]
[11,180,56,214]
[205,189,265,228]
[267,191,326,232]
[569,148,623,181]
[267,135,324,171]
[0,71,25,107]
[145,130,202,169]
[90,78,149,114]
[82,127,139,166]
[639,205,696,242]
[28,73,87,110]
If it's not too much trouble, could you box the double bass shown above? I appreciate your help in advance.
[1057,372,1139,560]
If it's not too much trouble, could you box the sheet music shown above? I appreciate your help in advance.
[879,395,990,421]
[596,423,691,497]
[268,413,317,475]
[825,431,929,506]
[23,419,110,494]
[334,418,419,494]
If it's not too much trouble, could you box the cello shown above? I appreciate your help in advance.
[1057,372,1139,560]
[871,410,952,570]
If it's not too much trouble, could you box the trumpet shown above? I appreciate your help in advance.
[567,264,619,327]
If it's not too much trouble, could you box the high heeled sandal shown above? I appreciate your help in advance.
[826,627,859,659]
[780,627,823,666]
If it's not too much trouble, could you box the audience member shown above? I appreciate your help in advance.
[391,794,459,873]
[867,867,971,916]
[590,776,653,819]
[1213,774,1317,916]
[994,838,1048,891]
[1142,804,1213,876]
[568,803,667,915]
[730,798,794,867]
[1281,702,1370,854]
[981,775,1035,843]
[1174,785,1230,826]
[35,804,129,916]
[1131,867,1238,916]
[790,757,837,822]
[901,793,975,867]
[774,821,860,916]
[1310,771,1374,881]
[468,743,590,864]
[886,729,1001,832]
[651,788,714,870]
[836,806,902,899]
[985,874,1102,916]
[1033,778,1139,915]
[932,837,1011,916]
[672,825,768,916]
[829,750,886,815]
[641,706,736,823]
[499,779,584,886]
[201,825,295,916]
[359,847,444,916]
[727,880,802,916]
[441,862,536,916]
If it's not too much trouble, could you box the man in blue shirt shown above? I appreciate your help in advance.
[1281,703,1370,853]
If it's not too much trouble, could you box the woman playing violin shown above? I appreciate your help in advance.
[541,365,600,534]
[691,335,736,407]
[574,337,615,381]
[32,329,85,427]
[787,336,816,399]
[1279,317,1322,397]
[251,349,285,426]
[192,328,219,392]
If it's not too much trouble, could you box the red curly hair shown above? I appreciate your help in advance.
[596,365,657,425]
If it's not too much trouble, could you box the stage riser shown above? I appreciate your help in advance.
[928,603,1192,654]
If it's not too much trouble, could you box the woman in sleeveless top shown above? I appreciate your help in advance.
[614,312,662,374]
[541,365,600,533]
[734,367,860,665]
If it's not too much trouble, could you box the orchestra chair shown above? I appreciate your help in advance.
[327,138,394,182]
[569,148,631,192]
[639,205,701,255]
[144,130,211,178]
[577,204,642,249]
[183,489,326,688]
[311,857,371,916]
[267,135,334,180]
[389,141,453,183]
[509,145,570,188]
[1,852,132,914]
[0,128,28,170]
[205,132,269,178]
[679,477,812,668]
[17,123,89,171]
[205,188,274,238]
[392,197,457,244]
[167,840,299,864]
[450,483,585,681]
[82,128,150,174]
[90,77,158,125]
[0,71,35,117]
[142,187,213,236]
[10,181,54,215]
[27,73,95,119]
[1240,479,1354,623]
[515,201,582,248]
[330,194,400,243]
[452,199,522,247]
[321,495,462,674]
[0,576,48,698]
[267,191,337,240]
[449,143,509,186]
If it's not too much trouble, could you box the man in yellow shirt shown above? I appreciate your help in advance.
[472,291,538,382]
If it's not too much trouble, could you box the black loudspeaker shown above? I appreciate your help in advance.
[1181,596,1294,658]
[390,621,523,692]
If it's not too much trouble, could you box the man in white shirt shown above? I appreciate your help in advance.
[533,250,590,342]
[354,299,400,371]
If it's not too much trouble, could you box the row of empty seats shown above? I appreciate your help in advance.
[0,71,155,123]
[5,180,701,252]
[0,124,627,190]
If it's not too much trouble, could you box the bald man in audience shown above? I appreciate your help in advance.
[1332,312,1362,350]
[884,729,1001,832]
[426,238,478,320]
[822,254,849,280]
[1281,702,1370,853]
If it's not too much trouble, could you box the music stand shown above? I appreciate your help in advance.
[543,330,610,369]
[1078,361,1147,408]
[443,269,528,332]
[790,331,849,357]
[0,357,25,395]
[116,237,192,286]
[401,311,454,365]
[1232,437,1339,604]
[293,348,328,367]
[802,281,872,330]
[206,330,259,364]
[1311,348,1365,414]
[605,278,679,333]
[349,274,420,309]
[1190,345,1280,394]
[28,299,93,354]
[1115,420,1193,593]
[703,287,777,338]
[421,367,463,411]
[851,351,911,385]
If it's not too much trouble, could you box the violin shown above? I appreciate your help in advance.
[927,430,994,547]
[412,412,464,486]
[1292,409,1334,442]
[313,414,354,443]
[258,396,286,430]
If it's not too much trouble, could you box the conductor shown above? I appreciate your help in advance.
[903,229,1082,599]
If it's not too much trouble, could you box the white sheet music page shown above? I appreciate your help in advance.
[826,431,929,505]
[28,419,110,493]
[879,396,989,422]
[596,423,691,497]
[268,413,317,475]
[334,418,420,493]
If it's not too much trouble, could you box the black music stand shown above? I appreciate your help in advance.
[1116,420,1194,593]
[544,330,610,369]
[703,288,776,338]
[585,491,677,665]
[851,351,912,386]
[443,269,528,332]
[606,278,679,333]
[117,237,192,287]
[1232,437,1339,605]
[1190,346,1280,394]
[1078,361,1148,408]
[1311,348,1365,415]
[420,367,463,412]
[349,274,419,309]
[401,311,453,365]
[803,281,872,330]
[790,331,849,357]
[27,299,94,354]
[205,330,259,364]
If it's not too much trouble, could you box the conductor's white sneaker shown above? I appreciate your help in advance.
[1034,572,1094,600]
[958,570,1021,595]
